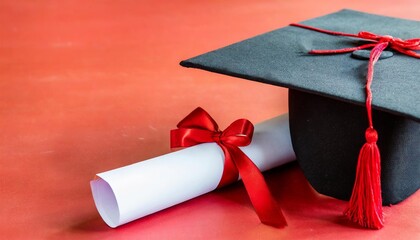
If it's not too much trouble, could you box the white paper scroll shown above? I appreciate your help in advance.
[90,114,296,228]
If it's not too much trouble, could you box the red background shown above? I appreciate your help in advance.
[1,1,419,239]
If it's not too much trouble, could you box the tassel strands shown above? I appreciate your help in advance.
[344,127,383,229]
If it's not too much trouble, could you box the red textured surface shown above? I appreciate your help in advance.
[1,1,419,239]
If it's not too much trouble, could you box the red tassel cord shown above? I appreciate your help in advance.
[290,23,420,229]
[290,23,420,58]
[344,42,387,229]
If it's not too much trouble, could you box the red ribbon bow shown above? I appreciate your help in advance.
[171,107,287,228]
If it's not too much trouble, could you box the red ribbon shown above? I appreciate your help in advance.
[171,107,287,228]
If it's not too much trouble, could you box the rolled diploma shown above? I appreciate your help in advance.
[90,114,295,228]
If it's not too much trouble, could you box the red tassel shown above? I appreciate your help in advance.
[343,42,387,229]
[344,128,384,229]
[287,23,408,230]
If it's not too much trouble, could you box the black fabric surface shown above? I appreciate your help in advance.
[181,9,420,122]
[180,9,420,203]
[289,90,419,205]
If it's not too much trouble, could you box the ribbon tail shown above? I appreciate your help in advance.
[217,144,240,188]
[391,46,420,58]
[227,145,287,228]
[309,43,378,55]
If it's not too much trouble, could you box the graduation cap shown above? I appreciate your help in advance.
[180,9,420,229]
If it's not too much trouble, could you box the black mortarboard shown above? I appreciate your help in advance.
[180,9,419,229]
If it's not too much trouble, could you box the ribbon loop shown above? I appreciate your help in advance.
[171,107,287,228]
[219,119,254,146]
[358,31,381,41]
[176,107,219,131]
